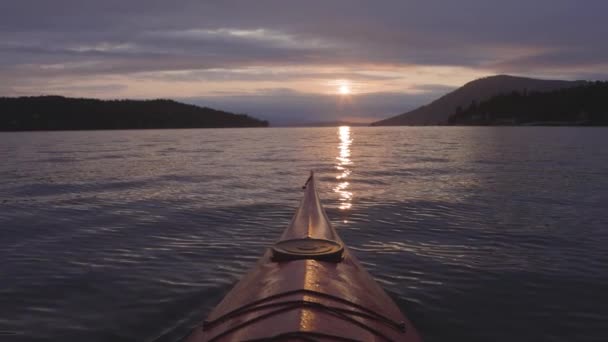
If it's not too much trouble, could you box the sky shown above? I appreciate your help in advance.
[1,0,607,124]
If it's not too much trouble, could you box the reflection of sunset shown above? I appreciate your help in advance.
[335,126,353,210]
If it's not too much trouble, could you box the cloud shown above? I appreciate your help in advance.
[1,0,607,123]
[2,0,607,74]
[492,48,608,77]
[409,84,458,94]
[131,68,403,83]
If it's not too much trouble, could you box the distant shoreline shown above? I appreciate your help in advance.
[3,125,607,133]
[372,76,608,127]
[0,96,269,131]
[0,126,270,133]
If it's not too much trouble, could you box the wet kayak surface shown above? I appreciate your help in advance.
[1,126,608,342]
[187,173,422,341]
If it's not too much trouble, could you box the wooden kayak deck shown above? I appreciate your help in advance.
[186,173,422,341]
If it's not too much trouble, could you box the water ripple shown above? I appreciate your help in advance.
[1,127,607,342]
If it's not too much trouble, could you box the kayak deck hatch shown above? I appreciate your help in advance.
[272,238,344,262]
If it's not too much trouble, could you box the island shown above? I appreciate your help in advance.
[371,75,588,126]
[447,81,608,126]
[0,96,269,131]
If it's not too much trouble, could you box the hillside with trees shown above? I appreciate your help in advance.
[372,75,586,126]
[0,96,268,131]
[447,81,608,126]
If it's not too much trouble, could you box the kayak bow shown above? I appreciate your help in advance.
[187,172,422,341]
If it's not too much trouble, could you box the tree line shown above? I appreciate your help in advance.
[448,81,608,125]
[0,96,269,131]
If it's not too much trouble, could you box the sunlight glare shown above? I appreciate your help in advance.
[339,84,351,95]
[334,126,353,210]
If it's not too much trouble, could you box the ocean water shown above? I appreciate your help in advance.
[1,126,607,342]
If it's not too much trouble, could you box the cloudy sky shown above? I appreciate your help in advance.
[1,0,607,124]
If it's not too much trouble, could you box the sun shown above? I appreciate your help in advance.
[339,84,351,95]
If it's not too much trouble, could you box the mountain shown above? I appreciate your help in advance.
[448,81,608,126]
[371,75,587,126]
[0,96,268,131]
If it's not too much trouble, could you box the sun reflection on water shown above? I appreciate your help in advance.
[335,126,353,212]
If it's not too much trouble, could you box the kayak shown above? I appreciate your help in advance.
[186,172,422,341]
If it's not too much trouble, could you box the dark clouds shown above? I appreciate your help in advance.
[3,0,606,71]
[1,0,607,123]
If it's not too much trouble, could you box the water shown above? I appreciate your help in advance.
[1,127,607,342]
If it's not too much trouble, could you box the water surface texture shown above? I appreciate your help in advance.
[1,127,607,342]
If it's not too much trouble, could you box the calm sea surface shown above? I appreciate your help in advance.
[1,127,607,342]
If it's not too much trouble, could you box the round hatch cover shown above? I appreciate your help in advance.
[272,238,344,262]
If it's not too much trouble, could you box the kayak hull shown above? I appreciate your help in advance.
[187,174,422,341]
